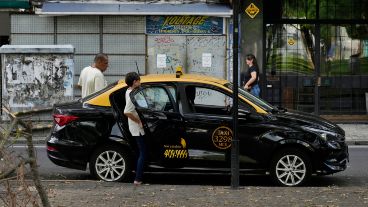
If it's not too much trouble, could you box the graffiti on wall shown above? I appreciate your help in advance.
[147,35,186,74]
[2,54,74,111]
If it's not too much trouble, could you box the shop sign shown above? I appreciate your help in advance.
[146,16,224,34]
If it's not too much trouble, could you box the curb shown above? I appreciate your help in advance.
[345,140,368,146]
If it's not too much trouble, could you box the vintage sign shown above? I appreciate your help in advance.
[146,16,224,34]
[245,3,260,19]
[212,126,233,149]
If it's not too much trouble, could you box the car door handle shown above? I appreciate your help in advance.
[144,114,161,121]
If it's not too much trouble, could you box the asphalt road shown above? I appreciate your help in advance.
[9,145,368,187]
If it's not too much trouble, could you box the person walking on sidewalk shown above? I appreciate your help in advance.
[124,72,146,186]
[242,54,260,97]
[78,53,109,98]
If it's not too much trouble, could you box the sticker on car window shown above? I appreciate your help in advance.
[163,138,188,159]
[212,126,233,149]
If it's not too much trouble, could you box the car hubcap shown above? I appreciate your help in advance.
[95,150,126,181]
[275,155,306,186]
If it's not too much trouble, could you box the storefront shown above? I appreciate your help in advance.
[262,0,368,116]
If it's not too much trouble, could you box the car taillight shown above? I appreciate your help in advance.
[53,114,79,126]
[47,146,58,152]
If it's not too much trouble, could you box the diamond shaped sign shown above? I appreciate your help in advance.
[245,3,260,19]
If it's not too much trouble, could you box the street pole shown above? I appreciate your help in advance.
[231,0,240,189]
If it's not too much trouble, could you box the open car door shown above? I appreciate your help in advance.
[130,84,188,168]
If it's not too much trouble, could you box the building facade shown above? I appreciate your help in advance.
[1,0,368,118]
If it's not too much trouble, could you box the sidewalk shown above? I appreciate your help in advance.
[42,181,368,206]
[339,124,368,145]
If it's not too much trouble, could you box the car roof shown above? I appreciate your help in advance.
[119,73,229,85]
[86,73,229,107]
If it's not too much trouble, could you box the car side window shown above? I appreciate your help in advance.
[167,86,176,102]
[194,87,232,107]
[185,85,232,115]
[134,87,174,112]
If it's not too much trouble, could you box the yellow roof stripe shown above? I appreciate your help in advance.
[86,73,266,114]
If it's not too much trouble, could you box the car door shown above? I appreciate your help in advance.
[180,83,234,169]
[130,84,187,168]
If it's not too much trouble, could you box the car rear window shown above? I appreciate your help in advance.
[81,81,119,102]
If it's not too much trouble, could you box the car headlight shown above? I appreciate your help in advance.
[301,126,341,149]
[326,140,341,149]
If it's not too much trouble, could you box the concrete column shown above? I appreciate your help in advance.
[240,0,263,78]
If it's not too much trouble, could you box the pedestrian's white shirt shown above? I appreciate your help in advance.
[124,88,145,136]
[78,66,107,98]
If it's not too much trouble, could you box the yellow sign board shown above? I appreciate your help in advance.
[288,38,295,45]
[245,3,260,19]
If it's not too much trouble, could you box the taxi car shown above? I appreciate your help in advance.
[47,72,349,186]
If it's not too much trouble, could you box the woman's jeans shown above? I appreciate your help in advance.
[134,135,146,182]
[250,84,261,97]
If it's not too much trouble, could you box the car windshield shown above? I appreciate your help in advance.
[224,83,275,112]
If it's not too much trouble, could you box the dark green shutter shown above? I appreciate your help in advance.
[0,0,30,9]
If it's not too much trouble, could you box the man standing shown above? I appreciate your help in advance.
[78,53,109,98]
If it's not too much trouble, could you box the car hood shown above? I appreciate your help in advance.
[272,110,344,136]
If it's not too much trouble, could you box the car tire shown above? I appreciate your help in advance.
[90,145,132,182]
[270,148,312,187]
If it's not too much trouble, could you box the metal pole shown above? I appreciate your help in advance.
[231,0,240,189]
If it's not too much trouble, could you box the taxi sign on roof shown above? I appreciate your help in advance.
[245,3,260,19]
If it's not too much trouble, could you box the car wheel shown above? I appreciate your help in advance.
[90,145,132,182]
[270,148,311,187]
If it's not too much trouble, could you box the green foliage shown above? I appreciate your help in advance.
[266,54,314,75]
[282,0,316,19]
[283,0,368,39]
[322,57,368,75]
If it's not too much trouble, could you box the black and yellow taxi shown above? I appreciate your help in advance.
[47,71,348,186]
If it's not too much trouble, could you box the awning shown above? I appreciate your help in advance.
[0,0,30,9]
[36,2,232,17]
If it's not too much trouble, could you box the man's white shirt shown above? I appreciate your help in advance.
[78,66,107,98]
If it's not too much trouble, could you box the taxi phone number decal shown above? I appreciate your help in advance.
[164,149,188,158]
[212,126,233,149]
[163,140,188,159]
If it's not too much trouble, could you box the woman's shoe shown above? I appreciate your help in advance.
[134,180,142,186]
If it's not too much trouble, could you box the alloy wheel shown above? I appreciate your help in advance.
[95,150,126,182]
[275,154,306,186]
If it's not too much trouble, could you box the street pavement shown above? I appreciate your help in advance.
[2,124,368,206]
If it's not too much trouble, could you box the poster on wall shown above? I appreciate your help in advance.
[157,54,167,68]
[202,53,212,67]
[146,16,224,34]
[2,53,74,111]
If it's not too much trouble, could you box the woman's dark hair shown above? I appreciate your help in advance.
[125,72,140,87]
[246,54,259,69]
